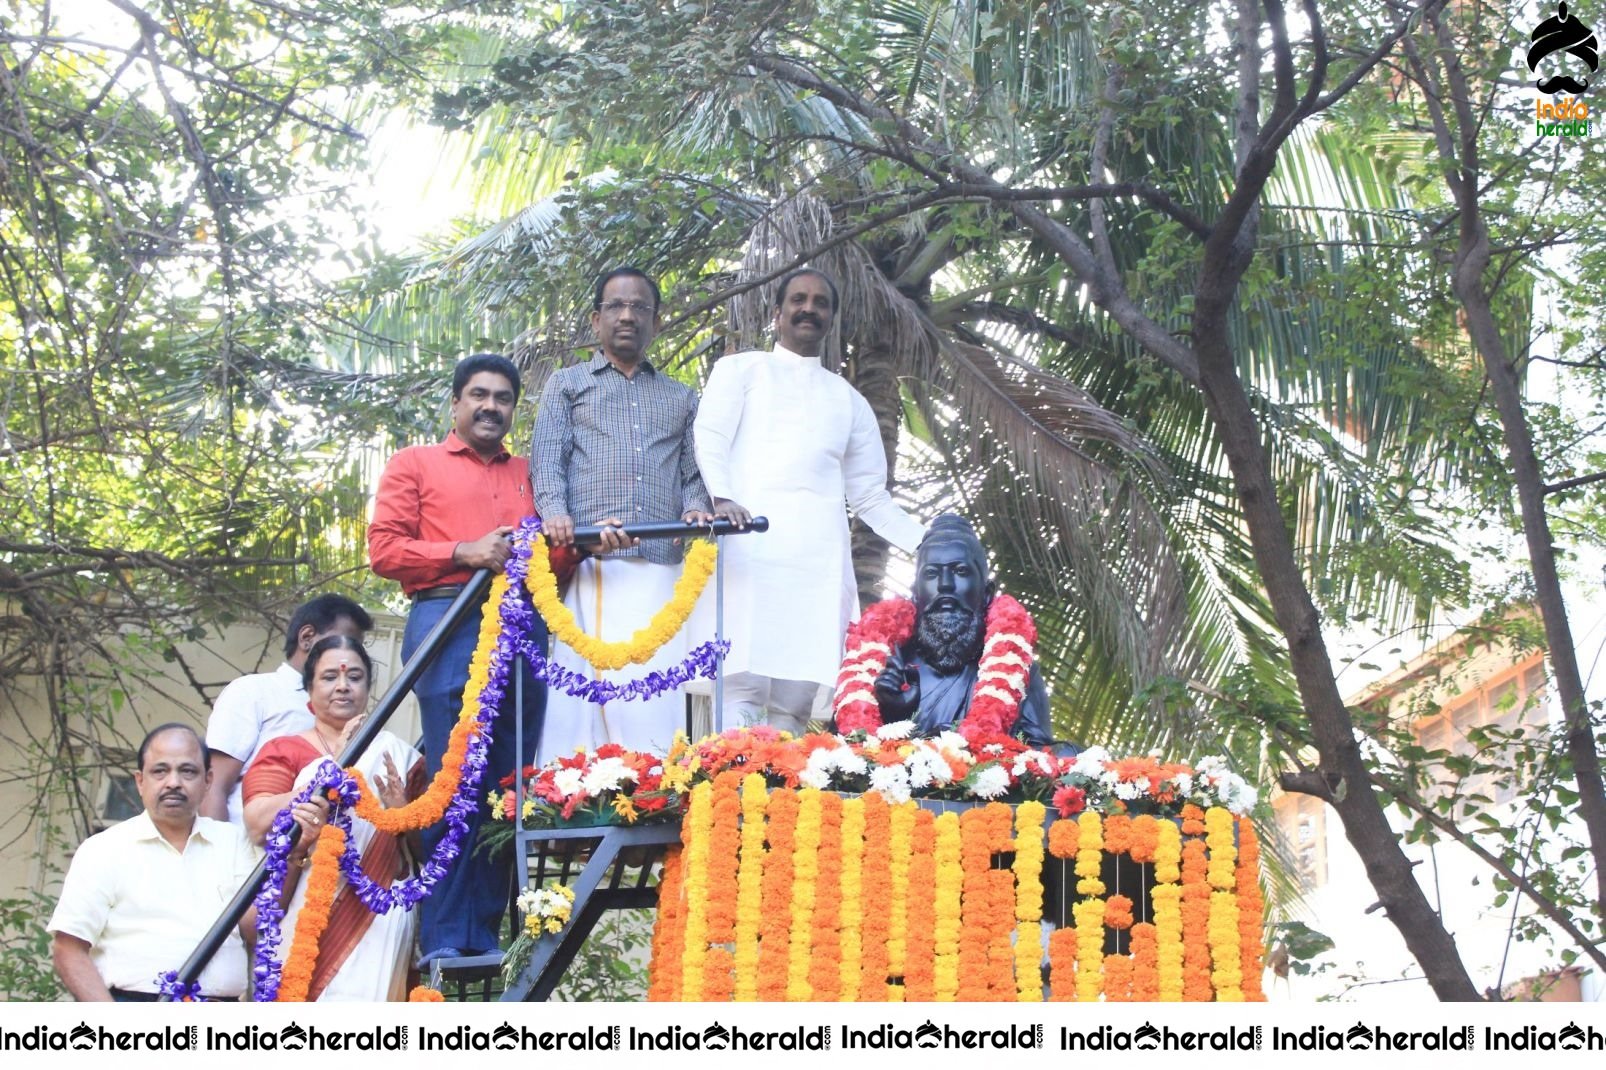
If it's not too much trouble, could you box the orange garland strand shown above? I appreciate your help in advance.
[857,794,893,1001]
[1237,816,1268,1001]
[646,847,685,1001]
[807,792,844,1001]
[276,824,346,1003]
[755,789,798,1002]
[901,809,938,1001]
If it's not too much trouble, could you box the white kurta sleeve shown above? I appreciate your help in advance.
[694,356,744,500]
[843,388,925,552]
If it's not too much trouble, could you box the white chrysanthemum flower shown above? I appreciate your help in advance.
[935,730,970,754]
[971,765,1011,799]
[907,748,950,789]
[516,889,540,914]
[875,720,917,741]
[801,749,836,790]
[553,768,584,797]
[869,764,912,804]
[1172,773,1194,796]
[982,742,1005,756]
[581,757,633,794]
[1114,780,1143,801]
[1012,750,1056,778]
[830,747,869,778]
[1070,745,1111,778]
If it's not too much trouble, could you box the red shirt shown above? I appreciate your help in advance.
[369,430,575,595]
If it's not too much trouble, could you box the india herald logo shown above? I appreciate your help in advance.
[1528,2,1598,94]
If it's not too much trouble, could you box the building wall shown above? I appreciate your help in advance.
[1271,629,1603,1002]
[0,612,416,903]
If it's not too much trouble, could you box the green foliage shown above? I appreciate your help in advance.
[0,893,63,1001]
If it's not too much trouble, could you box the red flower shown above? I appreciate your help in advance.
[1053,785,1087,817]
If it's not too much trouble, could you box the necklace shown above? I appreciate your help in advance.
[833,594,1036,739]
[310,724,341,759]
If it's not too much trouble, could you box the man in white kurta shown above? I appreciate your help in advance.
[694,268,925,733]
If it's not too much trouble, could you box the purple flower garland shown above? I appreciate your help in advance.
[249,525,531,1000]
[246,516,726,1000]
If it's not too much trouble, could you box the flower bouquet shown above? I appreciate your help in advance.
[488,743,681,831]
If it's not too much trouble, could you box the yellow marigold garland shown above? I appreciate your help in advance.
[837,797,865,1001]
[1076,811,1105,896]
[1206,806,1243,1001]
[886,803,915,982]
[276,823,346,1003]
[932,812,963,1001]
[1012,801,1046,1002]
[1072,896,1105,1002]
[732,774,768,1002]
[526,535,716,671]
[677,781,713,1000]
[1153,819,1184,1001]
[785,789,823,1001]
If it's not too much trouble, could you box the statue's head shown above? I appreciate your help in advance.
[912,514,992,674]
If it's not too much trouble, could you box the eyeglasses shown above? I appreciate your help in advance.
[599,300,655,317]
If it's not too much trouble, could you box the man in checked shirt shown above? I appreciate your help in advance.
[532,267,716,761]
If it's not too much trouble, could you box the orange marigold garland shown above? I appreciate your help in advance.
[857,793,893,1001]
[1103,951,1134,1001]
[1047,817,1080,859]
[1237,816,1267,1001]
[983,805,1016,1000]
[700,772,743,1002]
[647,847,685,1001]
[957,807,993,1001]
[276,823,346,1003]
[756,788,799,1002]
[807,792,844,1001]
[1130,922,1161,1002]
[1179,833,1213,1002]
[1048,926,1078,1002]
[407,985,445,1002]
[901,809,938,1001]
[1129,815,1160,864]
[1104,893,1135,931]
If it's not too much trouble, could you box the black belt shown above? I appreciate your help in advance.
[412,584,466,603]
[110,987,238,1002]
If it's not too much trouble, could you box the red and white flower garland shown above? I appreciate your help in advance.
[833,594,1036,740]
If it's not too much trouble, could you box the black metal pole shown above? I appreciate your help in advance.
[568,516,768,545]
[168,517,770,996]
[165,570,494,996]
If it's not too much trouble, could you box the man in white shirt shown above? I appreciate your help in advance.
[694,268,926,732]
[202,594,372,824]
[47,723,293,1000]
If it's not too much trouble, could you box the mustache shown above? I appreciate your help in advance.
[474,411,503,424]
[790,312,823,327]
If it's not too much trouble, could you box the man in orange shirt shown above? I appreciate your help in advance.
[369,353,571,966]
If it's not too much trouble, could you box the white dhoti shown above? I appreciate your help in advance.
[539,556,691,763]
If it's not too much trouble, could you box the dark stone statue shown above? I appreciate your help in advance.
[871,514,1053,744]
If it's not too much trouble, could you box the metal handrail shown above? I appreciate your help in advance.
[165,516,767,997]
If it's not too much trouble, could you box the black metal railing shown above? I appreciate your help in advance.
[165,516,766,998]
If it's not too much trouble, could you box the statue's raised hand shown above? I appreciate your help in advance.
[873,648,919,718]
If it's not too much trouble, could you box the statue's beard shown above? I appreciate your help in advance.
[916,606,985,675]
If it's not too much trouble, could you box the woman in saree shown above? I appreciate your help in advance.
[244,634,424,1001]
